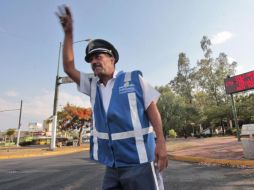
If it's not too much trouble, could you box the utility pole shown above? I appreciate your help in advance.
[50,39,91,150]
[16,100,23,147]
[50,42,62,150]
[230,94,241,142]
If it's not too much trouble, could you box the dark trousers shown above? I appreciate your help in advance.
[102,162,164,190]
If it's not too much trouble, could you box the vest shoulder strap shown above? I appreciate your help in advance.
[123,70,143,82]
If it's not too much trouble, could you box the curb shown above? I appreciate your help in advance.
[168,154,254,168]
[0,147,89,160]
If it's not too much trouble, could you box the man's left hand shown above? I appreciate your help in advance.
[155,140,168,172]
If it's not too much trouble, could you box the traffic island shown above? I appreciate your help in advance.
[168,154,254,168]
[242,138,254,159]
[0,145,89,160]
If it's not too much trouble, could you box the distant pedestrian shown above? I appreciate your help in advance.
[56,5,167,190]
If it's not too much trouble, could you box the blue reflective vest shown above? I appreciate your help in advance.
[90,71,156,168]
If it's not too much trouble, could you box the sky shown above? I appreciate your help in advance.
[0,0,254,132]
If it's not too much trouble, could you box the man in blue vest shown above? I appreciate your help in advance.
[57,5,168,190]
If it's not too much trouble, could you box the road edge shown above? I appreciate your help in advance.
[0,147,89,160]
[168,154,254,168]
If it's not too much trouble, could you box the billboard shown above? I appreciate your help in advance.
[224,70,254,94]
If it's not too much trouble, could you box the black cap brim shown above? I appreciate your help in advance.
[85,39,119,63]
[85,49,113,62]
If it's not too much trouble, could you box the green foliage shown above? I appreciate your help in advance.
[20,136,33,142]
[5,128,16,143]
[2,142,15,146]
[169,53,194,104]
[19,136,34,146]
[194,36,237,106]
[235,94,254,123]
[160,35,254,136]
[169,129,177,138]
[203,104,231,124]
[225,127,237,135]
[6,128,16,137]
[156,86,185,136]
[156,85,199,137]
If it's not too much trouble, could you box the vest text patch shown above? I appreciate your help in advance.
[119,82,136,94]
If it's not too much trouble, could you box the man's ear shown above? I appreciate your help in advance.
[111,56,116,64]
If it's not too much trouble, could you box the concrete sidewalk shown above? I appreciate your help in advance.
[167,136,254,168]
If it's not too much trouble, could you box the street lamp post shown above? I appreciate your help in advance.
[50,39,91,150]
[16,100,23,147]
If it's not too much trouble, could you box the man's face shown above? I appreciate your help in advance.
[89,53,115,77]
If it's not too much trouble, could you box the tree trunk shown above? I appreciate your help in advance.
[78,127,83,146]
[220,119,225,136]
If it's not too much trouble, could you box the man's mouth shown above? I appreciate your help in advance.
[93,66,102,71]
[92,64,102,71]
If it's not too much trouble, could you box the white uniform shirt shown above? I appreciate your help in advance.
[77,71,160,112]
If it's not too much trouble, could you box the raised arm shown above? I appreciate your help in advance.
[56,5,80,85]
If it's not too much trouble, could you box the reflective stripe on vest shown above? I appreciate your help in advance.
[91,126,154,140]
[90,77,98,160]
[90,71,155,166]
[127,92,148,163]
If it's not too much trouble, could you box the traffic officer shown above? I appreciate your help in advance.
[56,5,168,190]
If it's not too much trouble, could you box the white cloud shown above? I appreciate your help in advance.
[22,90,54,118]
[211,31,234,45]
[23,90,90,118]
[58,90,91,109]
[4,90,19,97]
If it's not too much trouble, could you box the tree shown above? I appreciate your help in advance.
[57,104,92,146]
[195,36,237,104]
[235,93,254,125]
[169,53,194,104]
[156,85,186,137]
[6,128,16,143]
[193,36,237,134]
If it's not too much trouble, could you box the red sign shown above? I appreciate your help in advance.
[224,70,254,94]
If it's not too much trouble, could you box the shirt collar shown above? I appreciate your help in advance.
[97,70,122,85]
[113,70,118,78]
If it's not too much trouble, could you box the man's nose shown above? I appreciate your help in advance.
[89,58,98,65]
[90,56,100,64]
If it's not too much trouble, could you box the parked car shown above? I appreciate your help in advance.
[200,128,212,137]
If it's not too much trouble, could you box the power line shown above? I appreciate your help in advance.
[0,109,20,113]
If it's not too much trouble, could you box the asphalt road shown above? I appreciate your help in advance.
[0,151,254,190]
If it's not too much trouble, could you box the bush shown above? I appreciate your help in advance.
[232,128,237,135]
[169,129,177,138]
[2,142,15,146]
[225,128,237,135]
[19,136,34,146]
[66,141,73,146]
[21,136,33,142]
[19,141,33,146]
